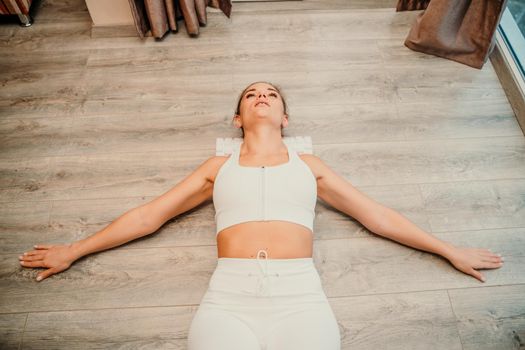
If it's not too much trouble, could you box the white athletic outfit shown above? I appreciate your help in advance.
[187,141,341,350]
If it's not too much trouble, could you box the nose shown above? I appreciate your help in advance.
[256,92,269,104]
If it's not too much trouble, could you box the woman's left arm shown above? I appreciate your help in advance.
[304,154,504,283]
[369,206,504,282]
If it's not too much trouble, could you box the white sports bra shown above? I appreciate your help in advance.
[213,141,317,236]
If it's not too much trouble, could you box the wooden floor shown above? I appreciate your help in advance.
[1,0,525,349]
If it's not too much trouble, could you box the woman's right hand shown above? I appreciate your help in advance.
[19,244,78,282]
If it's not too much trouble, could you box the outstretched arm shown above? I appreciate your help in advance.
[363,205,503,282]
[303,154,504,283]
[19,156,219,282]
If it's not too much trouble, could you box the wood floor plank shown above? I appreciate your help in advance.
[0,116,73,159]
[224,9,418,42]
[0,20,92,51]
[448,284,525,350]
[0,50,88,76]
[0,313,26,350]
[22,306,191,349]
[386,64,507,102]
[0,69,86,119]
[420,179,525,232]
[81,72,234,116]
[73,101,235,136]
[20,149,213,202]
[314,138,525,186]
[0,157,52,203]
[394,100,521,140]
[331,290,462,350]
[2,137,524,201]
[285,103,406,142]
[0,200,52,255]
[86,39,382,76]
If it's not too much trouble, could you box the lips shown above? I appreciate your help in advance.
[255,102,269,107]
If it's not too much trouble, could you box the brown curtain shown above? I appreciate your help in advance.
[128,0,232,39]
[0,0,32,14]
[396,0,509,69]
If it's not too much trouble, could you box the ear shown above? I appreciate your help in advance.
[281,114,289,128]
[233,114,242,128]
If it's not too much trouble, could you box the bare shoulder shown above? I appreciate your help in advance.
[298,153,329,181]
[204,155,232,183]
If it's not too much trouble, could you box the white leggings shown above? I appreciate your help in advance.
[187,250,341,350]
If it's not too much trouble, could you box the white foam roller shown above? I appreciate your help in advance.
[216,136,313,156]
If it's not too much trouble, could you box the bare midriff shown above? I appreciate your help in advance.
[216,221,313,259]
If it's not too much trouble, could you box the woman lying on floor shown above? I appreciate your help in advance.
[19,81,504,350]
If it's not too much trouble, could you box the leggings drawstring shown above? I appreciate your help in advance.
[245,249,280,296]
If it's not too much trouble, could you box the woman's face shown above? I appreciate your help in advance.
[235,82,288,132]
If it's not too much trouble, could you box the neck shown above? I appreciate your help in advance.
[242,129,285,156]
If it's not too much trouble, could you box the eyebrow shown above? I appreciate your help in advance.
[244,87,279,95]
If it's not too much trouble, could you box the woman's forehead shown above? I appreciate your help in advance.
[244,83,277,92]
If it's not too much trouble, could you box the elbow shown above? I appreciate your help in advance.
[136,205,161,233]
[367,206,393,235]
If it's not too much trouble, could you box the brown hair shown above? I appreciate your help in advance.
[234,81,288,137]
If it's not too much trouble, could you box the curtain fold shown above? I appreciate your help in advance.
[396,0,509,69]
[396,0,431,11]
[0,0,32,14]
[128,0,232,40]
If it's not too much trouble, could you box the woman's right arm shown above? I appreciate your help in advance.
[19,156,220,282]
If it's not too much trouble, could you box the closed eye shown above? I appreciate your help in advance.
[245,92,279,98]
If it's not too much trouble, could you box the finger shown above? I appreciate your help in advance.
[476,250,494,257]
[34,244,52,250]
[36,267,59,282]
[472,259,503,269]
[474,248,493,255]
[22,250,40,256]
[20,255,44,262]
[469,268,486,282]
[22,255,44,261]
[479,251,503,259]
[480,261,504,269]
[19,260,44,268]
[480,256,503,263]
[20,251,45,257]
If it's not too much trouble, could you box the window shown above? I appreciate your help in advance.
[499,1,525,80]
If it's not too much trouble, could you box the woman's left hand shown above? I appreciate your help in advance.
[446,246,504,282]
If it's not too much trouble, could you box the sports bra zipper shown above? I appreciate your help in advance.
[261,166,265,221]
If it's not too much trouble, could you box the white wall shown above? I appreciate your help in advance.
[85,0,134,26]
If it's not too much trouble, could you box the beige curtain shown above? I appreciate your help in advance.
[396,0,509,69]
[128,0,232,39]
